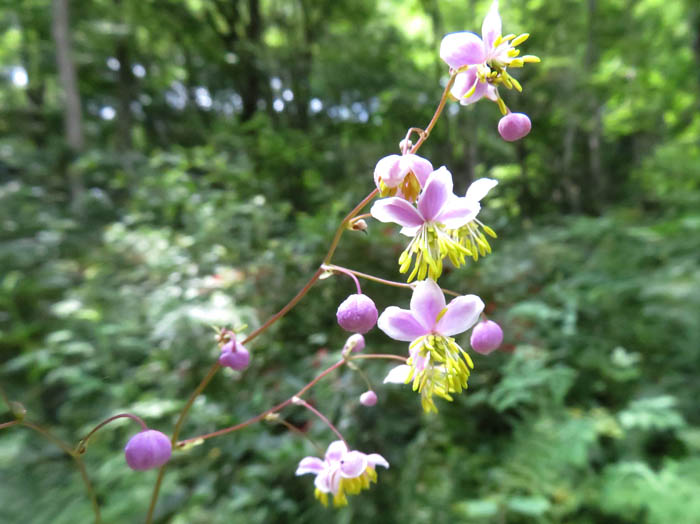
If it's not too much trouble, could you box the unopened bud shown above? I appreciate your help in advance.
[359,390,377,406]
[470,320,504,354]
[219,340,251,370]
[350,218,368,232]
[336,294,378,334]
[124,429,172,471]
[498,112,531,142]
[343,334,366,354]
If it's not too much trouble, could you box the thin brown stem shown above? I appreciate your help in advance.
[292,397,346,445]
[176,359,345,448]
[19,421,101,523]
[323,189,379,265]
[0,420,19,430]
[322,264,459,297]
[77,413,148,454]
[410,72,457,155]
[350,354,408,363]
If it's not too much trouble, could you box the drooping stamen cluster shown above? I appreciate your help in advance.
[407,334,474,413]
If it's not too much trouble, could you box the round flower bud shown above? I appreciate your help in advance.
[470,320,504,354]
[360,390,377,406]
[219,340,251,371]
[124,429,172,471]
[336,294,378,334]
[343,333,366,353]
[498,113,531,142]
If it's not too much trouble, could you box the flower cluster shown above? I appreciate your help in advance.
[440,0,539,140]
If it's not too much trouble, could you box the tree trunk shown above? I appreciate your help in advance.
[52,0,84,151]
[51,0,84,209]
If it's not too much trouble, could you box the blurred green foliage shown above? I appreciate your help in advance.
[1,0,699,522]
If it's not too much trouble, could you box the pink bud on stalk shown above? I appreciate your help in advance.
[343,333,366,353]
[498,113,531,141]
[360,390,378,406]
[470,320,504,354]
[337,294,378,334]
[124,429,172,471]
[219,338,251,370]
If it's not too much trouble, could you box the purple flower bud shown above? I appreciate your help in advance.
[498,113,531,142]
[124,429,172,471]
[343,333,366,353]
[219,340,251,370]
[359,390,377,406]
[470,320,504,354]
[336,294,378,334]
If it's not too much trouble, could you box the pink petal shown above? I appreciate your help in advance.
[325,440,348,463]
[440,32,486,69]
[410,279,445,331]
[451,69,477,99]
[435,196,480,229]
[366,453,389,469]
[383,364,412,384]
[373,154,404,188]
[400,154,433,186]
[314,468,332,493]
[371,198,424,228]
[458,77,489,106]
[436,294,485,337]
[481,1,502,50]
[417,167,453,221]
[465,178,498,203]
[296,457,325,476]
[340,451,368,478]
[378,307,427,342]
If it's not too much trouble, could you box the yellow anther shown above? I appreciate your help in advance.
[507,48,520,58]
[510,75,522,92]
[496,97,508,115]
[511,33,530,46]
[522,55,541,63]
[509,58,524,68]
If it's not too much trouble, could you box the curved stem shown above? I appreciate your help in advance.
[0,420,19,430]
[410,72,457,155]
[323,189,379,265]
[292,397,346,446]
[324,265,362,294]
[176,359,345,448]
[20,421,101,523]
[350,353,408,363]
[323,264,459,297]
[270,417,325,456]
[77,413,147,454]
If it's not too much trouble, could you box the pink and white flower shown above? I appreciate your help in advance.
[379,280,484,412]
[440,1,539,111]
[371,167,477,281]
[296,440,389,507]
[373,153,434,202]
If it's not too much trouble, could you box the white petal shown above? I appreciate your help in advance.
[465,178,498,203]
[366,453,390,469]
[383,365,412,384]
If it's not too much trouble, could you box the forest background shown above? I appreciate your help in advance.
[1,0,699,522]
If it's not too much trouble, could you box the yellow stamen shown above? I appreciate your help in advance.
[511,33,530,46]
